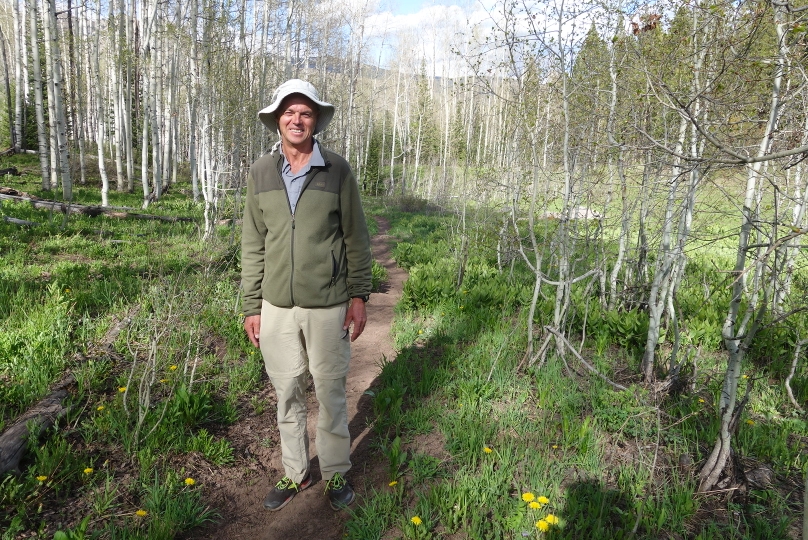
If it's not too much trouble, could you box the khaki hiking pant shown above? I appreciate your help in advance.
[259,300,351,483]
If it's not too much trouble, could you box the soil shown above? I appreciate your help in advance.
[182,217,407,540]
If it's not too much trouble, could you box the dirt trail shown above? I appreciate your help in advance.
[185,217,405,540]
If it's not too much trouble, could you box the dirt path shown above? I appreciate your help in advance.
[185,217,405,540]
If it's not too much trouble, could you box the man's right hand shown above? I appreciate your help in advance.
[244,314,261,348]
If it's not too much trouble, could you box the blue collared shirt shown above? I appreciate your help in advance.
[280,142,325,214]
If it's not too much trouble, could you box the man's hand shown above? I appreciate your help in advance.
[343,299,367,342]
[244,314,261,348]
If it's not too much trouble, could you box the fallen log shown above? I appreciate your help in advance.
[0,380,72,475]
[0,309,138,476]
[0,187,197,223]
[3,215,38,226]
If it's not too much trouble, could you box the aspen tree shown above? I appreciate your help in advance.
[11,0,21,150]
[28,0,48,188]
[91,0,108,206]
[41,0,59,190]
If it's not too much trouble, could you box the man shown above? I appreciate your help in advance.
[241,79,372,511]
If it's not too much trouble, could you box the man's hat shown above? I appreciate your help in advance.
[258,79,335,135]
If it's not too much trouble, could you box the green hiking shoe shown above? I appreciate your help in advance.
[325,472,355,510]
[263,475,312,511]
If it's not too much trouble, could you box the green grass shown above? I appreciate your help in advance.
[347,207,807,539]
[0,160,245,536]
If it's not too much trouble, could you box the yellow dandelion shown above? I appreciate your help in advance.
[537,496,550,505]
[159,379,168,383]
[389,481,398,487]
[418,330,423,334]
[746,419,754,425]
[698,398,705,403]
[83,467,93,475]
[184,477,195,486]
[135,509,148,517]
[522,492,536,502]
[545,514,559,525]
[36,475,47,482]
[536,520,549,532]
[483,447,493,454]
[529,501,541,509]
[239,313,244,317]
[411,516,422,526]
[551,445,558,449]
[118,387,126,393]
[64,288,71,293]
[742,374,748,379]
[169,365,178,371]
[97,405,105,411]
[459,305,464,310]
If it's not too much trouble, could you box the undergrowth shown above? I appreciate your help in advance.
[347,207,808,539]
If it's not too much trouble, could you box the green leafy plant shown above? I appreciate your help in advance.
[169,384,213,428]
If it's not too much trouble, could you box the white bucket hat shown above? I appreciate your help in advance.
[258,79,335,135]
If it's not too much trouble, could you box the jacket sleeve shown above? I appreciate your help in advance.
[241,172,267,316]
[340,168,372,299]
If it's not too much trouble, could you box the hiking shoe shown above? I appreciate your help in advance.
[263,475,311,511]
[325,472,355,510]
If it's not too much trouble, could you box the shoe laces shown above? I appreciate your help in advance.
[325,473,346,492]
[276,476,300,491]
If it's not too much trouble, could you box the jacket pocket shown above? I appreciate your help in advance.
[330,250,338,287]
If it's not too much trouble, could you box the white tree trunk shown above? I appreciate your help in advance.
[28,0,48,187]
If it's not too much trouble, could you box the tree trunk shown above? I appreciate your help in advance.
[28,0,49,188]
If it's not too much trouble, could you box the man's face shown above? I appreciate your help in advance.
[277,95,318,150]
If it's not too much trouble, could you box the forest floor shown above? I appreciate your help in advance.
[181,217,407,540]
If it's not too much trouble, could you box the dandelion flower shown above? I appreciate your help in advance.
[64,288,71,293]
[459,305,464,310]
[411,516,422,526]
[551,445,558,449]
[483,447,493,454]
[746,419,754,425]
[389,481,398,487]
[135,509,148,517]
[529,501,541,509]
[83,467,93,475]
[522,492,536,502]
[742,374,748,379]
[184,477,196,486]
[159,379,168,383]
[169,365,178,371]
[118,387,126,393]
[36,475,47,482]
[537,496,550,505]
[536,520,549,532]
[418,330,423,335]
[698,398,705,403]
[545,514,559,525]
[97,405,105,411]
[239,313,244,317]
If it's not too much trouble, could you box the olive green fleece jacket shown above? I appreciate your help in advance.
[240,143,372,316]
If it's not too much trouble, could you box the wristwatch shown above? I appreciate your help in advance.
[353,295,370,303]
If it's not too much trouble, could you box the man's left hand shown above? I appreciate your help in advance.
[343,299,367,342]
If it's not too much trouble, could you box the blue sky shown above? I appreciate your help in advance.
[391,0,426,14]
